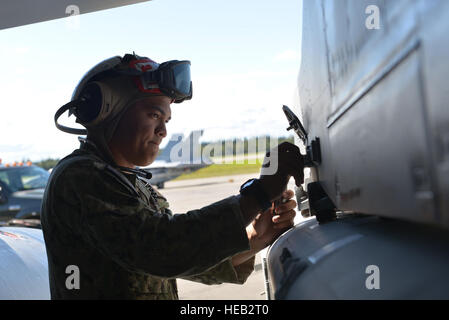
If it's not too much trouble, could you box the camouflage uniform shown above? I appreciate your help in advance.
[41,141,255,299]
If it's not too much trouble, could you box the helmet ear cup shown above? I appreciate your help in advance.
[74,82,103,124]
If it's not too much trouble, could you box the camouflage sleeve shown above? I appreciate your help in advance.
[56,160,250,279]
[156,191,255,285]
[180,256,255,285]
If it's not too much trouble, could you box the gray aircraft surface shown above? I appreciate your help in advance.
[0,0,150,31]
[264,0,449,299]
[141,130,212,189]
[0,228,50,299]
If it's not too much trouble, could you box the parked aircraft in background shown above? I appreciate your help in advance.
[141,130,211,189]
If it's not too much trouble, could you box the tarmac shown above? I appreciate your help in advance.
[159,173,304,300]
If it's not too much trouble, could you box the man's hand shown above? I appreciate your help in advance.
[260,142,304,202]
[232,190,296,267]
[238,142,304,226]
[249,190,297,251]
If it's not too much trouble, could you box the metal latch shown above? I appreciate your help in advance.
[282,105,321,167]
[282,105,336,223]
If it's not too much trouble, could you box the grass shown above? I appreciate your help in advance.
[173,159,263,181]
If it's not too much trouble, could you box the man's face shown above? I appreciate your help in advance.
[109,95,172,167]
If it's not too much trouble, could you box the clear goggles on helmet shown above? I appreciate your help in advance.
[129,59,192,103]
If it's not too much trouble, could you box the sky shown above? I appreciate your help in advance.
[0,0,303,163]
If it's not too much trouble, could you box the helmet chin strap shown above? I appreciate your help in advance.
[116,166,153,179]
[54,99,88,135]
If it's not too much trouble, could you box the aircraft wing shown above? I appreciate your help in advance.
[0,227,50,299]
[0,0,151,30]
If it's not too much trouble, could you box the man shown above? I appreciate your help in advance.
[42,53,304,299]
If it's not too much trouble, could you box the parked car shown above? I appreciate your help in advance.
[0,164,49,222]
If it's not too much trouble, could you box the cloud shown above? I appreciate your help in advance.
[13,46,30,55]
[273,49,300,62]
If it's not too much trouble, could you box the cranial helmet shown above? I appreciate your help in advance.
[55,53,192,135]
